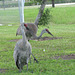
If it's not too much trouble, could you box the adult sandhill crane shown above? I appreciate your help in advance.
[16,23,54,40]
[13,23,38,72]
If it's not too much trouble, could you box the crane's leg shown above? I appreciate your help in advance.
[30,57,31,63]
[19,69,22,72]
[27,58,29,71]
[19,63,23,72]
[19,65,22,72]
[31,54,38,63]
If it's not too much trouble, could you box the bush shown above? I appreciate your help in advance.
[25,1,34,6]
[38,8,51,26]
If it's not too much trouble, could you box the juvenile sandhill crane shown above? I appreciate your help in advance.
[13,23,38,72]
[16,23,54,40]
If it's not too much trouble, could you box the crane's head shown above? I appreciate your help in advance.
[42,28,54,36]
[24,23,29,30]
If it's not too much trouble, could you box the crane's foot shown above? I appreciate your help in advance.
[34,57,38,63]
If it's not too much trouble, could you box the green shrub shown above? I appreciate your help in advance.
[25,1,34,6]
[38,8,51,26]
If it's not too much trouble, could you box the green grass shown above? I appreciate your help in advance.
[0,5,75,75]
[51,7,75,24]
[24,6,75,24]
[0,24,75,75]
[24,8,38,23]
[0,6,75,25]
[0,8,20,25]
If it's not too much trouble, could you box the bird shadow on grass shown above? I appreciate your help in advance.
[51,54,75,60]
[9,37,63,42]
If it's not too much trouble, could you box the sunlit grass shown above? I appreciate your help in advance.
[0,8,20,25]
[51,7,75,24]
[0,6,75,25]
[0,5,75,75]
[0,24,75,75]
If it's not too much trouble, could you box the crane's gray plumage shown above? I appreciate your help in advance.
[16,23,54,40]
[13,23,32,72]
[16,23,37,40]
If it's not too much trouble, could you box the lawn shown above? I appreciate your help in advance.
[0,6,75,25]
[0,5,75,75]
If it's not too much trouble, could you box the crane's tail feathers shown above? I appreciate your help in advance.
[16,55,20,69]
[16,59,20,69]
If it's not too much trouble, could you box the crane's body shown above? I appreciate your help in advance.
[13,23,32,72]
[13,39,31,71]
[16,23,54,40]
[16,23,37,40]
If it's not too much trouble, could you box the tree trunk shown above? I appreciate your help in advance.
[52,0,55,7]
[3,0,5,10]
[34,0,47,26]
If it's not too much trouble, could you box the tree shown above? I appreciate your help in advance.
[52,0,55,7]
[34,0,47,26]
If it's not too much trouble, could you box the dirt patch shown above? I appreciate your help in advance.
[0,69,7,73]
[52,54,75,60]
[10,37,62,42]
[34,37,62,41]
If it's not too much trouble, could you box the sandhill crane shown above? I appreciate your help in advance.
[16,23,54,40]
[13,23,38,72]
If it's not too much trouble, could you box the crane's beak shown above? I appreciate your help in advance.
[47,31,54,36]
[25,26,29,30]
[26,27,29,30]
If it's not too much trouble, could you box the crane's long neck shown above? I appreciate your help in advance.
[36,31,44,39]
[21,26,27,45]
[32,31,44,39]
[25,27,44,39]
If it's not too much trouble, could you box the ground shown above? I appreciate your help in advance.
[10,37,75,61]
[0,4,75,74]
[52,54,75,60]
[10,37,62,42]
[0,69,8,73]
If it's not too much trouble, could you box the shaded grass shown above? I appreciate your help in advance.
[0,6,75,25]
[0,24,75,75]
[0,8,20,25]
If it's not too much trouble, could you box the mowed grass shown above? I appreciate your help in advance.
[0,8,20,25]
[24,6,75,24]
[0,6,75,75]
[0,6,75,25]
[0,24,75,75]
[51,7,75,24]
